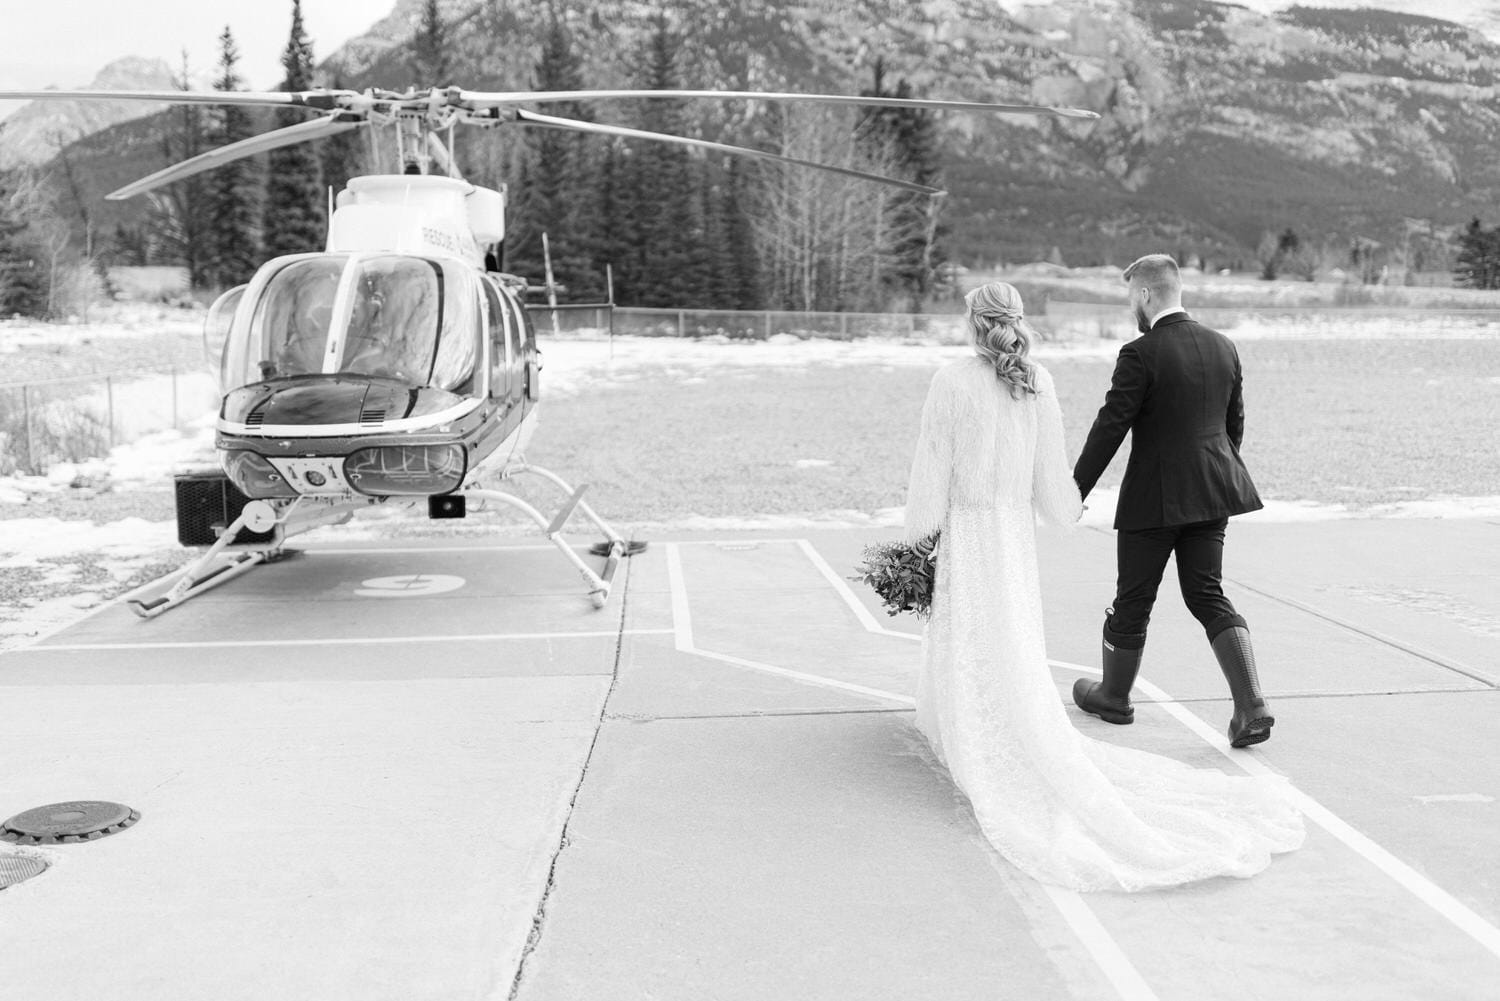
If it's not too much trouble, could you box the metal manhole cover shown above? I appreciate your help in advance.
[1,801,140,845]
[0,853,49,890]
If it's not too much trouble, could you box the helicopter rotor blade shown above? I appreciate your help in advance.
[465,88,1099,120]
[107,114,366,201]
[0,87,344,109]
[512,109,944,195]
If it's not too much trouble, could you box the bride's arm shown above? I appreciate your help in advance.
[904,368,955,543]
[1033,365,1085,527]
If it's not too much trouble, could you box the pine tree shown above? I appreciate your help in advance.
[722,159,762,310]
[412,0,451,86]
[151,55,214,289]
[0,170,47,316]
[592,139,631,301]
[263,0,326,258]
[508,11,602,298]
[1454,217,1500,290]
[206,27,262,288]
[624,16,707,307]
[319,73,365,197]
[856,61,946,310]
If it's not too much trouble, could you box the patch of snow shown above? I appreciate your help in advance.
[0,516,177,568]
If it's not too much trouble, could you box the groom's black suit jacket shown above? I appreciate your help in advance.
[1073,312,1263,531]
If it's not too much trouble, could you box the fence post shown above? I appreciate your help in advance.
[171,369,179,431]
[106,375,115,448]
[907,313,915,337]
[840,312,848,337]
[677,310,686,337]
[21,384,34,474]
[764,311,771,339]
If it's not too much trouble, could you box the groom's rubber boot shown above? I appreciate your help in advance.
[1209,617,1275,748]
[1072,615,1145,725]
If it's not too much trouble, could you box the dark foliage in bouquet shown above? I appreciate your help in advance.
[852,532,939,619]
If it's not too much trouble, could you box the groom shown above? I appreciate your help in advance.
[1071,254,1275,747]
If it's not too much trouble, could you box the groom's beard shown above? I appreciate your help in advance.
[1133,303,1151,334]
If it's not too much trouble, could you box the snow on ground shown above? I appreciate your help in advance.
[3,319,1500,649]
[0,302,204,350]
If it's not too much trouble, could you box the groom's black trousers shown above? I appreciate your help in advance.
[1104,517,1244,649]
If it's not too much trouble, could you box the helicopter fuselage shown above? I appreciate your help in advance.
[203,176,538,507]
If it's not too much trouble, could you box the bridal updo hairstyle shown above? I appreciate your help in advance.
[964,282,1039,399]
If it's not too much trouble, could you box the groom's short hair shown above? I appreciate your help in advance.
[1123,254,1181,299]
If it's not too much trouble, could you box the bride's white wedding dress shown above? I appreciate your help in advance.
[904,357,1305,892]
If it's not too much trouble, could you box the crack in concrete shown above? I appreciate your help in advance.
[1227,575,1499,689]
[505,550,636,1001]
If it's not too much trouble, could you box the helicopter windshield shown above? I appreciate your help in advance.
[225,253,481,395]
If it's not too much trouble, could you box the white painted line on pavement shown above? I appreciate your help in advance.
[672,537,817,547]
[1053,658,1500,962]
[666,543,910,705]
[32,629,675,652]
[665,543,695,650]
[689,647,915,705]
[796,538,919,640]
[303,543,567,554]
[1041,884,1162,1001]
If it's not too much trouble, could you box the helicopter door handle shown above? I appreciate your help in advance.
[525,361,541,401]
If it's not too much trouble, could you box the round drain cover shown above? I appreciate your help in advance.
[0,853,49,890]
[1,801,140,845]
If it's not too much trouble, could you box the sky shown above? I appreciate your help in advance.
[0,0,386,120]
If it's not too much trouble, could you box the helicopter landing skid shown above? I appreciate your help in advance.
[126,500,303,619]
[467,463,643,609]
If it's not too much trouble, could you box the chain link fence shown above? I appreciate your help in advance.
[0,369,214,476]
[534,301,1500,343]
[536,304,971,342]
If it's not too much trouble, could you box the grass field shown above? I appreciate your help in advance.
[533,337,1500,526]
[3,333,1498,527]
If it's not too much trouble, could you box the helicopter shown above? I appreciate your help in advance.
[0,84,1099,616]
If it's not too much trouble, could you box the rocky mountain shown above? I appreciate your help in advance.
[18,0,1500,274]
[1222,0,1500,42]
[0,57,175,170]
[314,0,1500,270]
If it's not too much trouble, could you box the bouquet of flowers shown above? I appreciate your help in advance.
[851,532,939,619]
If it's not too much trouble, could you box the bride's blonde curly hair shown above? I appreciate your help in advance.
[964,282,1039,399]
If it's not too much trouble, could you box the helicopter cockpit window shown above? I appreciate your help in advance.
[337,256,478,392]
[227,254,481,396]
[246,258,345,381]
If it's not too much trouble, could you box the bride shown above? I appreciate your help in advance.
[904,282,1304,892]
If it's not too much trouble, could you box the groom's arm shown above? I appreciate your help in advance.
[1227,347,1246,450]
[1072,342,1148,500]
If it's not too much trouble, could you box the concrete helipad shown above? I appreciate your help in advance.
[0,520,1497,1000]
